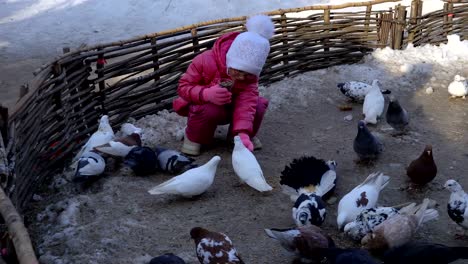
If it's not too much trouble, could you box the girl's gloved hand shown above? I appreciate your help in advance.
[202,85,232,105]
[238,133,253,151]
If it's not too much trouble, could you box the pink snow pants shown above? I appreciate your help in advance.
[185,97,269,145]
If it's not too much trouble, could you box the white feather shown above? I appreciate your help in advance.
[314,169,336,197]
[337,172,390,229]
[72,115,114,164]
[232,136,272,192]
[246,14,275,39]
[120,123,142,136]
[94,141,136,157]
[147,156,221,198]
[363,80,385,124]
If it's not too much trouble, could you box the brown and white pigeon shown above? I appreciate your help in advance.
[337,172,390,230]
[93,132,142,157]
[190,227,244,264]
[264,225,335,263]
[406,145,437,185]
[361,198,439,252]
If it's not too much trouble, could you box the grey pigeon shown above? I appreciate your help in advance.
[149,253,186,264]
[155,147,197,174]
[386,97,409,133]
[353,120,383,161]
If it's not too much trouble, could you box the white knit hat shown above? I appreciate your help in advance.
[226,15,275,76]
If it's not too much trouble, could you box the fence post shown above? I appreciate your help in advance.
[407,0,419,43]
[443,2,454,37]
[96,51,107,114]
[364,4,373,40]
[151,37,160,83]
[393,5,407,49]
[191,28,200,54]
[280,13,289,77]
[323,9,331,53]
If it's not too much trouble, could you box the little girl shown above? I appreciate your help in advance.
[173,15,274,155]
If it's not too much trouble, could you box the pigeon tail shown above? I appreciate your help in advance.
[381,89,391,94]
[264,228,297,251]
[420,209,439,225]
[247,179,273,192]
[147,178,178,195]
[359,172,390,190]
[414,198,438,228]
[314,170,336,197]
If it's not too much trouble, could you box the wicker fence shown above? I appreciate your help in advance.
[0,0,466,214]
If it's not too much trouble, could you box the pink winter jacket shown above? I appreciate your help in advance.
[173,32,259,135]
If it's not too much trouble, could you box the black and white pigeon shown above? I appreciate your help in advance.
[353,120,383,162]
[264,225,335,263]
[154,147,198,174]
[383,241,468,264]
[337,81,391,103]
[190,227,244,264]
[337,172,390,230]
[73,151,106,182]
[323,248,377,264]
[343,206,399,241]
[149,253,186,264]
[444,179,468,238]
[361,198,439,252]
[386,97,409,133]
[344,200,437,241]
[124,146,158,176]
[280,156,337,226]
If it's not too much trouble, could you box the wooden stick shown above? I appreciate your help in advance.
[0,185,38,264]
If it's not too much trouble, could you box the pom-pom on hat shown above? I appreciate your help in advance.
[226,14,275,76]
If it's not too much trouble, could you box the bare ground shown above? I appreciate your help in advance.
[12,59,467,264]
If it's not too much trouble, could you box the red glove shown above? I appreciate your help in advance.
[238,133,253,151]
[202,85,232,105]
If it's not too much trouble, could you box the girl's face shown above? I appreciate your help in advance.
[228,68,257,82]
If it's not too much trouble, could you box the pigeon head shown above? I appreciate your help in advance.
[357,120,369,132]
[121,123,142,136]
[371,79,380,88]
[337,212,347,231]
[444,179,462,192]
[293,194,326,226]
[326,160,337,171]
[422,145,433,157]
[343,221,361,241]
[190,227,210,243]
[454,75,464,82]
[233,136,242,144]
[361,232,388,252]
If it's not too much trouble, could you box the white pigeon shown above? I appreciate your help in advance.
[232,136,273,192]
[363,80,385,124]
[337,80,390,103]
[337,172,390,230]
[120,123,142,136]
[444,179,468,236]
[448,75,468,99]
[72,115,115,164]
[73,151,106,182]
[147,155,221,198]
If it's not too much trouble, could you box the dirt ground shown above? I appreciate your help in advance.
[5,56,464,264]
